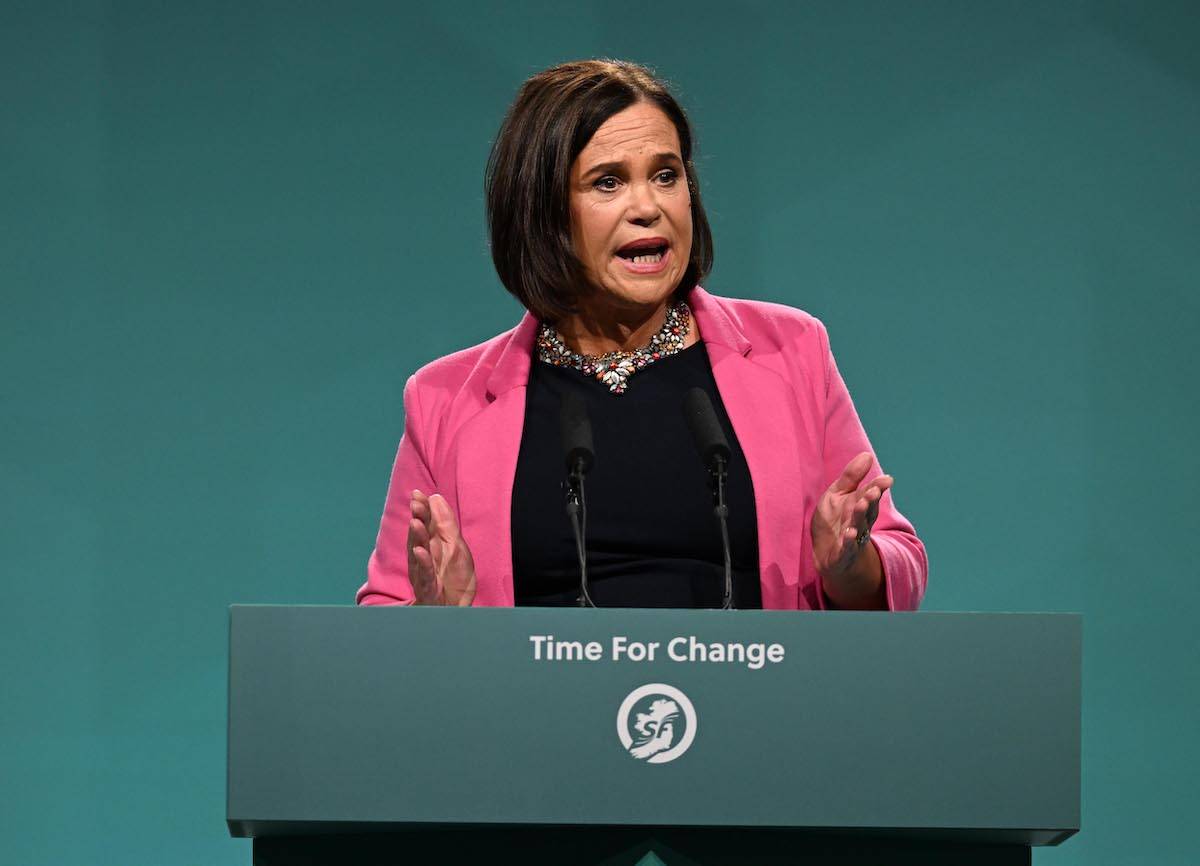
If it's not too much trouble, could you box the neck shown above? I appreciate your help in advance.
[555,298,673,356]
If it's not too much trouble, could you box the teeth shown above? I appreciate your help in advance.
[631,252,663,264]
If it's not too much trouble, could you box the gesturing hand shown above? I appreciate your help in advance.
[407,490,477,606]
[811,452,892,597]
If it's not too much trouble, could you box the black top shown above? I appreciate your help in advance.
[511,341,761,608]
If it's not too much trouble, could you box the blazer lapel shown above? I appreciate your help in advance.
[451,313,538,606]
[691,289,810,608]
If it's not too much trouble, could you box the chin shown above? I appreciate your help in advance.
[622,282,674,302]
[601,275,682,309]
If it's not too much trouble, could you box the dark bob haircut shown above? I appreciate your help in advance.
[485,59,714,322]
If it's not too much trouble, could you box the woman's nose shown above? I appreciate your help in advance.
[626,181,661,223]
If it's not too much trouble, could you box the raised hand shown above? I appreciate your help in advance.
[407,490,477,606]
[810,452,892,607]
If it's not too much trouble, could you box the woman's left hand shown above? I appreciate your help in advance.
[811,451,892,603]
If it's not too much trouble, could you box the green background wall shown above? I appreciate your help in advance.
[3,1,1196,863]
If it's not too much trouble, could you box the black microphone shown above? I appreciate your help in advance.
[560,391,595,476]
[684,388,731,467]
[559,392,596,607]
[683,388,734,610]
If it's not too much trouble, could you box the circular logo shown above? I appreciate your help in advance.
[616,683,697,764]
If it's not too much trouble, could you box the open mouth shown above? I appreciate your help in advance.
[616,244,668,264]
[615,238,671,269]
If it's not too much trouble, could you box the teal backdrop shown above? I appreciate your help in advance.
[2,1,1197,863]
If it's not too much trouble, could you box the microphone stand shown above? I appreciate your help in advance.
[708,453,733,610]
[565,457,595,608]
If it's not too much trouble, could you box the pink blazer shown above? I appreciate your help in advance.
[358,287,927,610]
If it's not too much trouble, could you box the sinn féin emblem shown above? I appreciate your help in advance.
[616,683,698,764]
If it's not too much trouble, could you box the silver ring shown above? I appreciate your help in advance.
[855,529,870,549]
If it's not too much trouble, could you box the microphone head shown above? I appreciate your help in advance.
[559,391,595,475]
[683,387,731,467]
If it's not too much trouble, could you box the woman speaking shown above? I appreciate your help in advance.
[356,59,927,611]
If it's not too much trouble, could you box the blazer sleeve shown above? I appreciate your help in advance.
[356,374,434,605]
[813,322,928,611]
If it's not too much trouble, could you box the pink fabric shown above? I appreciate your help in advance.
[357,287,927,610]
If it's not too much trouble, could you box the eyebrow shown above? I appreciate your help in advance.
[581,152,683,178]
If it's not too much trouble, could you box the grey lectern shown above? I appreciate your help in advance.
[227,607,1080,865]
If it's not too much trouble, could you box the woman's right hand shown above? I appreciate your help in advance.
[407,490,477,606]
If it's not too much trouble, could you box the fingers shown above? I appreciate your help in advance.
[410,489,431,524]
[407,489,440,601]
[867,474,893,495]
[408,493,432,554]
[409,511,431,545]
[409,490,465,560]
[830,452,873,494]
[814,467,897,582]
[862,494,880,532]
[859,474,893,506]
[428,498,476,607]
[845,475,893,530]
[428,493,460,542]
[408,489,437,550]
[410,533,435,573]
[407,513,438,603]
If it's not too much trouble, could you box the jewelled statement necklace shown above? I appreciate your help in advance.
[536,300,692,394]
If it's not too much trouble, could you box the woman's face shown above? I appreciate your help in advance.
[569,101,693,314]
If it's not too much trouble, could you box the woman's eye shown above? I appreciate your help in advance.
[594,176,620,191]
[656,170,678,184]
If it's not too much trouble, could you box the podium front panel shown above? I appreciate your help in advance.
[227,606,1080,843]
